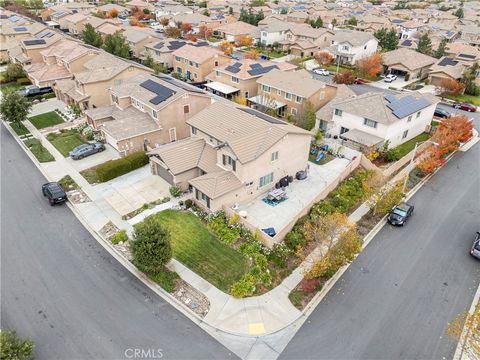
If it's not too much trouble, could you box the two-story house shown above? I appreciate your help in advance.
[123,29,159,59]
[96,3,130,18]
[249,69,336,119]
[325,30,378,65]
[148,101,312,212]
[382,48,436,81]
[214,21,261,44]
[85,73,213,155]
[259,20,291,45]
[204,58,297,99]
[141,39,208,69]
[172,44,230,83]
[283,24,334,57]
[9,30,64,65]
[326,92,439,151]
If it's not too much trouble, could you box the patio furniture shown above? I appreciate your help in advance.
[296,170,307,180]
[262,227,276,237]
[267,188,286,201]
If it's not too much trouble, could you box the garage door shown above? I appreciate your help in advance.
[103,131,119,151]
[153,163,174,185]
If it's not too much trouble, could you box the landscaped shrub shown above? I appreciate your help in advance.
[42,92,56,100]
[184,199,193,208]
[268,243,290,268]
[230,273,255,298]
[383,148,401,162]
[95,151,148,182]
[284,230,306,251]
[16,77,31,85]
[207,211,240,246]
[149,270,179,293]
[169,185,182,197]
[111,230,128,245]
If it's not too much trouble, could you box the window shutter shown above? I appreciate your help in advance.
[232,160,236,171]
[222,155,227,165]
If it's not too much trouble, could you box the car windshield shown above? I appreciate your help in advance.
[393,208,407,217]
[474,242,480,251]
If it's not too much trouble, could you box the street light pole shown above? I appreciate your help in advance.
[402,140,439,193]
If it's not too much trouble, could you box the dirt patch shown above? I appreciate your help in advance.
[99,221,119,241]
[66,188,91,204]
[173,280,210,317]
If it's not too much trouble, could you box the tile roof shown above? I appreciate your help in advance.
[209,58,296,80]
[25,63,71,83]
[429,56,466,79]
[315,84,356,122]
[215,21,260,37]
[257,69,326,98]
[382,48,436,71]
[332,29,376,46]
[186,102,311,164]
[189,170,243,199]
[172,44,223,63]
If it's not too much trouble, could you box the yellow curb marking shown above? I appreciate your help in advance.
[248,322,265,335]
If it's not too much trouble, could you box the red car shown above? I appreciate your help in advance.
[453,102,477,112]
[354,78,366,84]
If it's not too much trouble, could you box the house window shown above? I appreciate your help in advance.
[222,154,236,171]
[244,91,249,98]
[340,126,349,134]
[291,108,297,115]
[192,127,197,135]
[364,45,367,49]
[277,89,282,95]
[259,172,274,187]
[295,95,302,104]
[175,56,181,61]
[111,94,118,104]
[407,115,412,122]
[231,76,239,83]
[194,73,198,78]
[114,79,123,87]
[183,105,190,114]
[214,60,219,66]
[416,111,421,118]
[271,151,279,161]
[285,92,292,100]
[169,128,177,142]
[195,63,199,68]
[177,67,182,74]
[262,84,271,93]
[215,70,220,77]
[152,110,157,119]
[189,60,193,66]
[364,118,378,128]
[335,109,343,116]
[402,130,409,139]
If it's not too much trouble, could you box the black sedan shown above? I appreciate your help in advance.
[42,182,67,206]
[69,143,105,160]
[471,232,480,260]
[387,203,414,226]
[434,108,451,119]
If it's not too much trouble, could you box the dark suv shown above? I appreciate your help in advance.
[42,182,67,206]
[387,203,414,226]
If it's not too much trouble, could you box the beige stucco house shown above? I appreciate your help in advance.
[148,102,312,212]
[85,73,213,155]
[382,48,437,81]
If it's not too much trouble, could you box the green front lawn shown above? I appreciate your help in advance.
[153,210,248,292]
[9,121,30,136]
[252,47,288,59]
[325,64,382,81]
[29,111,64,129]
[46,129,86,157]
[392,132,431,159]
[443,93,480,106]
[0,82,25,94]
[24,138,55,162]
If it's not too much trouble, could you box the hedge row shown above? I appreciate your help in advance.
[96,151,149,182]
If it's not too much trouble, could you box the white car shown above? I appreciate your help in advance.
[314,68,330,76]
[384,74,397,83]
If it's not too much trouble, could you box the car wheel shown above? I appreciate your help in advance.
[49,199,54,206]
[79,155,84,159]
[42,189,46,196]
[467,109,472,112]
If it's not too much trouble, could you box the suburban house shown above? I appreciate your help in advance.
[141,39,208,69]
[63,13,88,35]
[147,101,312,212]
[214,21,260,43]
[382,48,437,80]
[125,0,156,13]
[325,30,378,65]
[172,44,230,83]
[84,73,213,155]
[9,30,64,65]
[428,57,467,87]
[457,25,480,47]
[355,15,392,32]
[315,84,356,132]
[325,91,439,151]
[259,20,291,45]
[445,43,480,65]
[123,29,159,59]
[249,69,336,119]
[0,19,46,62]
[398,20,427,40]
[96,3,130,18]
[282,25,334,57]
[204,58,297,99]
[155,4,193,20]
[53,53,151,109]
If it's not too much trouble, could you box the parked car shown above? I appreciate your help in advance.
[387,203,414,226]
[69,143,105,160]
[470,232,480,259]
[383,74,397,83]
[314,68,330,76]
[19,85,53,97]
[453,102,477,112]
[354,78,366,84]
[42,182,67,206]
[434,107,451,119]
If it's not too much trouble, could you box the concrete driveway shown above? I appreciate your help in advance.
[67,144,120,172]
[29,99,66,117]
[95,166,171,216]
[369,75,418,90]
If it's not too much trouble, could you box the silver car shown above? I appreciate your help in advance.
[69,143,105,160]
[470,232,480,259]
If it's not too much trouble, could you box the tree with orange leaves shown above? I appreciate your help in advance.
[237,35,253,47]
[434,115,473,146]
[107,8,119,18]
[417,147,444,174]
[219,41,234,56]
[185,33,198,42]
[180,22,192,34]
[129,17,141,26]
[314,51,334,67]
[333,70,355,84]
[245,48,259,60]
[438,78,465,97]
[356,53,382,78]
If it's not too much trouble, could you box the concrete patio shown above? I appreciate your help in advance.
[94,166,171,216]
[237,157,353,233]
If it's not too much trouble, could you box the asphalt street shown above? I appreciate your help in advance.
[281,142,480,359]
[0,124,235,360]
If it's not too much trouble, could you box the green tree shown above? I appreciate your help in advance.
[314,16,323,28]
[102,31,131,59]
[4,63,26,82]
[416,33,432,55]
[434,38,448,59]
[385,29,399,51]
[347,16,357,26]
[299,101,316,130]
[280,8,287,14]
[371,181,404,216]
[202,9,210,16]
[462,62,480,96]
[0,92,32,124]
[0,330,35,360]
[331,18,337,29]
[130,216,172,274]
[83,23,103,48]
[143,55,155,68]
[453,7,464,18]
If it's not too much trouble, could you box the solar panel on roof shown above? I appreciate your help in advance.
[140,79,176,105]
[153,42,164,49]
[385,95,431,119]
[438,58,458,67]
[167,40,186,50]
[0,15,8,19]
[239,108,285,124]
[14,27,27,32]
[402,40,412,46]
[155,75,205,94]
[23,39,46,46]
[9,16,20,22]
[247,65,278,76]
[250,63,262,69]
[193,42,208,47]
[459,53,475,59]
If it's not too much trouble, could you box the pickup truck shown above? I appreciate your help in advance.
[19,85,53,97]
